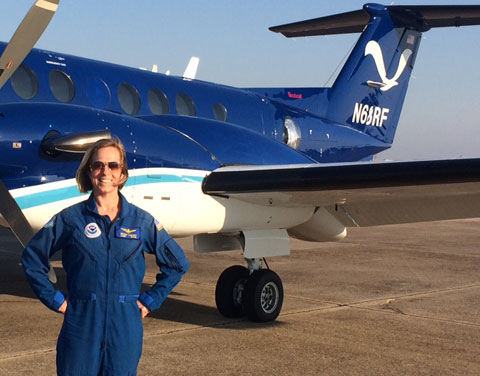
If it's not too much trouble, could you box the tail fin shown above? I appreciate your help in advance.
[270,4,480,145]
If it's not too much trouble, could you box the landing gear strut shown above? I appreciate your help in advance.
[215,259,284,322]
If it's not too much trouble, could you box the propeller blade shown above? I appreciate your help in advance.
[0,0,60,90]
[0,180,57,283]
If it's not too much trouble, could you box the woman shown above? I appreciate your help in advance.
[22,138,189,375]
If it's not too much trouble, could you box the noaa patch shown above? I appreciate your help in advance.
[115,226,141,239]
[85,223,101,239]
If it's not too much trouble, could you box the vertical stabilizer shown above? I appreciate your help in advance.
[270,3,480,145]
[326,4,421,144]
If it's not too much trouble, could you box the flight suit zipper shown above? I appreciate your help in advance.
[102,216,114,353]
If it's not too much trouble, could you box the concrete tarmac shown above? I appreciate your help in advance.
[0,219,479,375]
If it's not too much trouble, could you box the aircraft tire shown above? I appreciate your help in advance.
[215,265,249,318]
[243,269,283,322]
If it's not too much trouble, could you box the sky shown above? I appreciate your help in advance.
[1,0,479,161]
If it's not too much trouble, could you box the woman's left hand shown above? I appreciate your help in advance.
[136,300,150,318]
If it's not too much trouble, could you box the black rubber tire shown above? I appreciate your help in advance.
[243,269,283,322]
[215,265,249,318]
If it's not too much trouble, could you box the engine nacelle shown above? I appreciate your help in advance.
[288,207,346,242]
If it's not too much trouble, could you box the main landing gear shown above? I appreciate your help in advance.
[215,259,284,322]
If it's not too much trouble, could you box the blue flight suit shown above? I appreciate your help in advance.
[22,193,190,375]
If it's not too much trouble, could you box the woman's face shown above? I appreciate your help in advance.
[88,146,124,196]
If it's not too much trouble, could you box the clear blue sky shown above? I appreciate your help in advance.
[1,0,479,161]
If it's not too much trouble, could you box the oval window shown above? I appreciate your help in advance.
[176,93,196,117]
[10,64,39,100]
[49,69,75,103]
[118,83,141,115]
[283,116,301,150]
[213,102,227,122]
[148,88,169,115]
[87,78,111,109]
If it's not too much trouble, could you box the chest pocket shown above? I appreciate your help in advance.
[112,237,145,292]
[62,228,104,292]
[117,240,143,264]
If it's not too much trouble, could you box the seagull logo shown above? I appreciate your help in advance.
[365,40,412,91]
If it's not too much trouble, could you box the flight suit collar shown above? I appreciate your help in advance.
[84,191,132,219]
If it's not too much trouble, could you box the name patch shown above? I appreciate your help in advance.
[115,226,141,239]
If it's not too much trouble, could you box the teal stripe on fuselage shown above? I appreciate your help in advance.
[15,174,204,210]
[15,185,88,210]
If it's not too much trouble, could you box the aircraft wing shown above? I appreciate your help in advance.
[202,158,480,227]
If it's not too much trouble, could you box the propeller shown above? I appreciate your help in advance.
[0,0,60,282]
[0,0,60,90]
[0,180,57,283]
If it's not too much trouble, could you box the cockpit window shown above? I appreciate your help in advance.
[49,69,75,103]
[10,64,39,100]
[118,82,141,115]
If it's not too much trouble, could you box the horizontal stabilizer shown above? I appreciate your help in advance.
[270,4,480,37]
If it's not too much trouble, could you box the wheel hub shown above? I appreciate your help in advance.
[233,279,246,306]
[260,281,279,313]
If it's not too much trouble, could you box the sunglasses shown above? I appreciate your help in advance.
[90,161,123,172]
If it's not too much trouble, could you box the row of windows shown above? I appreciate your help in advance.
[10,64,228,122]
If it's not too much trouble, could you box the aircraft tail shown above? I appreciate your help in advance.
[270,4,480,145]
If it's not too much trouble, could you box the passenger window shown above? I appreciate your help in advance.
[118,83,141,115]
[175,93,196,116]
[49,69,75,103]
[148,88,169,115]
[10,64,39,100]
[87,78,111,109]
[213,102,227,122]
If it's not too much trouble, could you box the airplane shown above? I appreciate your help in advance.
[1,1,480,322]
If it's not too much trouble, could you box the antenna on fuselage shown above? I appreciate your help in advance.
[183,56,200,80]
[139,64,159,73]
[0,0,60,90]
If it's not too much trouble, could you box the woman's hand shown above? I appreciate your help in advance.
[58,300,68,315]
[136,300,150,318]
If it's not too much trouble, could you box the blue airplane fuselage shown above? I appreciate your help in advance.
[0,41,389,190]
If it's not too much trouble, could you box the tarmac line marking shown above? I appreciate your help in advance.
[349,305,480,328]
[285,283,480,307]
[0,348,55,361]
[281,284,480,327]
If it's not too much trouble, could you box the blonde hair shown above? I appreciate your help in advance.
[76,138,129,193]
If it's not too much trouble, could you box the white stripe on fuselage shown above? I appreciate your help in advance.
[9,168,315,237]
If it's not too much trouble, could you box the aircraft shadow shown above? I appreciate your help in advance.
[0,235,280,330]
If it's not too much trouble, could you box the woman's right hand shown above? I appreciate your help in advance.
[58,300,68,314]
